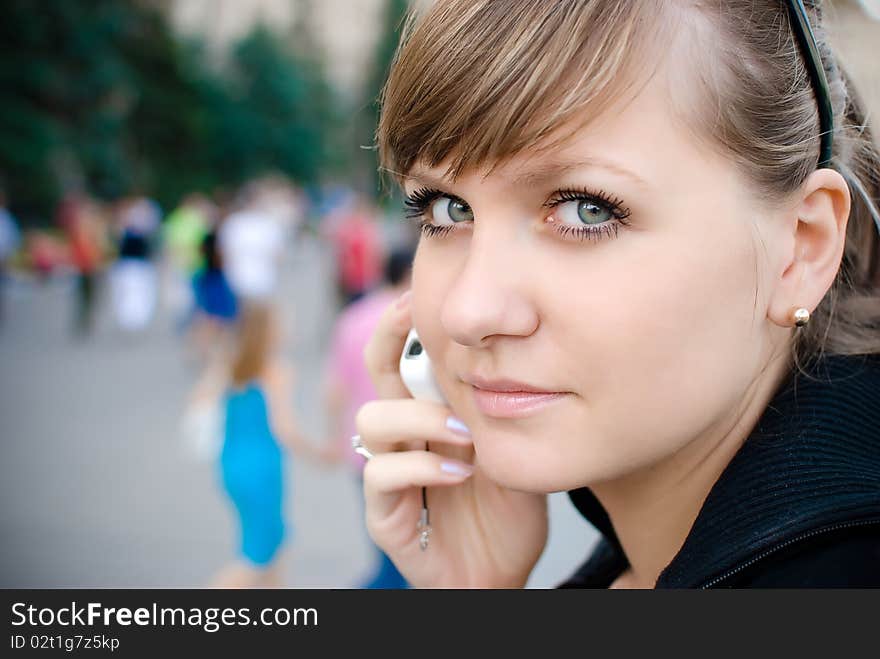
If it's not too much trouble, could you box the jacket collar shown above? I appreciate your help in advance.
[567,354,880,588]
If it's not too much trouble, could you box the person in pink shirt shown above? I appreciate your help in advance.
[324,246,413,588]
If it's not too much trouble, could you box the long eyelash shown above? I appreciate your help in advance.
[420,224,455,238]
[543,187,632,221]
[404,187,467,238]
[403,186,444,219]
[554,223,621,242]
[542,187,631,243]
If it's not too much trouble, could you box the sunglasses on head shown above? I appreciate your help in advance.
[786,0,833,168]
[787,2,880,241]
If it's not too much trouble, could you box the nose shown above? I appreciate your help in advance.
[439,226,539,347]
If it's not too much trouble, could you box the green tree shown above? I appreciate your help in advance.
[119,17,221,209]
[218,25,336,186]
[0,0,139,223]
[0,3,340,225]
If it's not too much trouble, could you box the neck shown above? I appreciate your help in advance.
[592,351,792,588]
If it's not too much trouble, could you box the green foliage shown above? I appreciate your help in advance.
[223,26,335,186]
[0,0,134,223]
[0,1,340,226]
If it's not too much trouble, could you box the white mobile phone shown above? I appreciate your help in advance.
[399,327,444,551]
[399,328,447,404]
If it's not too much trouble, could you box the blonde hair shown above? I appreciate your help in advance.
[230,303,273,387]
[377,0,880,361]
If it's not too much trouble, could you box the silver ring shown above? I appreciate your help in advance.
[351,434,374,460]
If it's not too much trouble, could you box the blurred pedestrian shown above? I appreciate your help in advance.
[161,194,210,330]
[0,186,21,327]
[326,197,384,307]
[57,192,104,337]
[189,303,325,588]
[109,196,161,332]
[323,245,414,588]
[190,230,237,363]
[218,186,285,303]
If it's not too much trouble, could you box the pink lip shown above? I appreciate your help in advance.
[463,375,570,418]
[471,389,568,418]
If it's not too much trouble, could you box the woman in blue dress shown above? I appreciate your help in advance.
[207,303,322,587]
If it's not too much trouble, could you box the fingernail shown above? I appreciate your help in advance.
[440,461,474,477]
[395,290,412,309]
[445,416,471,437]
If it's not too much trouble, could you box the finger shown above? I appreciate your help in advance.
[363,290,413,399]
[363,450,474,517]
[355,398,472,454]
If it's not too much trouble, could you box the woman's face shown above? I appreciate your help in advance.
[405,74,793,493]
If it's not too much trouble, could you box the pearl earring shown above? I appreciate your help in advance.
[793,307,810,327]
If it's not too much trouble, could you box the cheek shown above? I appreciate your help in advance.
[410,243,454,353]
[559,212,766,455]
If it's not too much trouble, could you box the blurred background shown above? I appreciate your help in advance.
[0,0,877,588]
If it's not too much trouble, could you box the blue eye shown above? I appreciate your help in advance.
[430,196,473,224]
[556,199,613,226]
[403,187,474,239]
[543,188,632,242]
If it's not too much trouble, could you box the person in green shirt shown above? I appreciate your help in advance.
[160,193,211,330]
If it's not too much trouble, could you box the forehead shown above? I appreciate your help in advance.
[403,72,709,194]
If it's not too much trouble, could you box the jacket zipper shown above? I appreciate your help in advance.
[700,517,880,588]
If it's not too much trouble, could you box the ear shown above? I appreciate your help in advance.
[767,168,850,328]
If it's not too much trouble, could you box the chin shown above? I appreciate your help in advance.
[473,423,627,493]
[472,433,587,494]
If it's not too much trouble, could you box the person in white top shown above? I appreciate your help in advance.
[219,205,284,302]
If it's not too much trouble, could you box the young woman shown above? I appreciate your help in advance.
[355,0,880,588]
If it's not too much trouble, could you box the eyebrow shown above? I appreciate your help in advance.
[403,172,457,193]
[405,156,649,190]
[510,157,649,188]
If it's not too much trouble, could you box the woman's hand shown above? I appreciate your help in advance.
[359,292,548,588]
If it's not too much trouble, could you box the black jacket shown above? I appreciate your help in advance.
[560,354,880,588]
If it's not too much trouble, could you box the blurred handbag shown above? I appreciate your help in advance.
[179,398,223,462]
